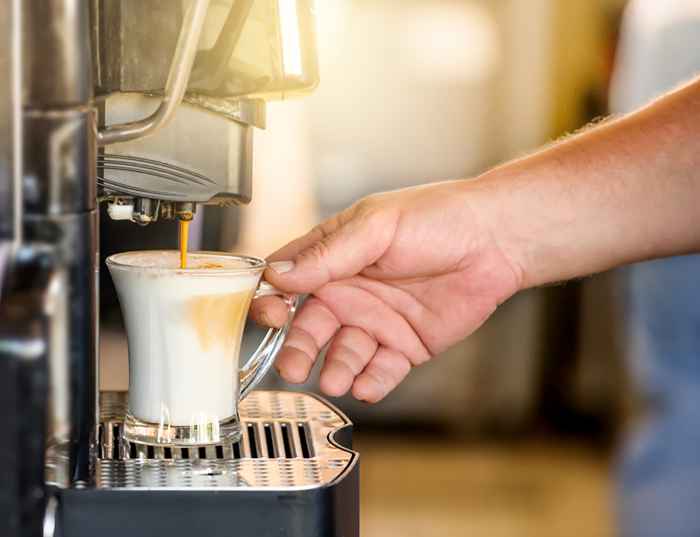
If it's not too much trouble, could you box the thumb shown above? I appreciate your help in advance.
[265,210,396,293]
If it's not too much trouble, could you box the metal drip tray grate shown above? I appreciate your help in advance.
[96,391,356,490]
[100,420,315,461]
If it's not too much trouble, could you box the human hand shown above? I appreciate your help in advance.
[251,180,523,402]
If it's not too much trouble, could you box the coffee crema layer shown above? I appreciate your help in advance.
[111,250,255,271]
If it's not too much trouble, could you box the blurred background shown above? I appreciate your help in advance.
[99,1,700,535]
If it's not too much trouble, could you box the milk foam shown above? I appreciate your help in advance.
[112,250,255,270]
[108,251,262,426]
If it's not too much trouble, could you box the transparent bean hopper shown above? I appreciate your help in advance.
[0,2,359,536]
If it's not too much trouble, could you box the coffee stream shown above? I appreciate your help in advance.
[179,219,190,269]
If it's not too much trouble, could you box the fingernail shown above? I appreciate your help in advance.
[269,260,295,274]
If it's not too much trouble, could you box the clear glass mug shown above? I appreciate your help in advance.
[106,250,297,446]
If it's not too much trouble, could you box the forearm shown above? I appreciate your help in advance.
[475,77,700,289]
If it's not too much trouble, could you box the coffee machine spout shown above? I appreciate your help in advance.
[104,197,198,225]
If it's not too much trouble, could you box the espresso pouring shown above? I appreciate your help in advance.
[179,219,189,269]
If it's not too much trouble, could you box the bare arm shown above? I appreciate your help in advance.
[254,76,700,402]
[478,77,700,288]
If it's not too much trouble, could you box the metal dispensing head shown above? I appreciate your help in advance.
[95,0,319,225]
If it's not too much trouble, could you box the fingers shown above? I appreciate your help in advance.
[320,327,378,397]
[314,281,431,367]
[264,209,398,295]
[318,326,412,402]
[274,298,340,384]
[249,295,288,328]
[271,294,415,401]
[351,346,412,403]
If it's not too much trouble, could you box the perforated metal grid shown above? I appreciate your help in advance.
[96,391,356,490]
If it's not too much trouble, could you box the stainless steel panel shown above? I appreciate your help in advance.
[23,0,92,107]
[0,0,22,242]
[23,109,97,215]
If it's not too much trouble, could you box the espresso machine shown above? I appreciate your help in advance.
[0,1,358,536]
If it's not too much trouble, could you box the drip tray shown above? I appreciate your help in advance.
[97,391,356,490]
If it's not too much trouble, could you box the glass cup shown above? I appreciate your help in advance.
[106,250,297,446]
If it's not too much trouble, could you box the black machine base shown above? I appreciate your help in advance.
[53,391,359,537]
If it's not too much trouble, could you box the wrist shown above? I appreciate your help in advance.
[457,175,529,293]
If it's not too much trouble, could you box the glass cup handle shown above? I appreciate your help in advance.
[239,280,298,400]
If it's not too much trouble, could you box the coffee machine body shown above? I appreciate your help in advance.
[0,2,358,536]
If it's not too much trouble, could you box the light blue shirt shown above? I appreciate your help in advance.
[610,2,700,536]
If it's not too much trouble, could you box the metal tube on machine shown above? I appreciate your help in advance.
[96,0,210,146]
